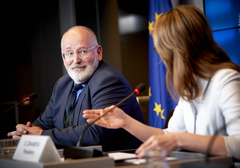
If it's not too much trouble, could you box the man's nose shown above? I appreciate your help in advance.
[73,53,82,63]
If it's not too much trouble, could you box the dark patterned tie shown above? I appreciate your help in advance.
[65,84,83,117]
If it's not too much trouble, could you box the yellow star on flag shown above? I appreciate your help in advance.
[148,13,163,35]
[155,12,163,22]
[149,87,152,97]
[153,102,165,119]
[148,21,154,34]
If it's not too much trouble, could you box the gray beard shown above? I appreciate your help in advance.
[66,59,99,84]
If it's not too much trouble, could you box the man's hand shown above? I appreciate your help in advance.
[7,122,43,139]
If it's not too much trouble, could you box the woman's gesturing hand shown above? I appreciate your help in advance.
[83,105,128,129]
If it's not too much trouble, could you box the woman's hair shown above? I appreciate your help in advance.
[152,5,240,102]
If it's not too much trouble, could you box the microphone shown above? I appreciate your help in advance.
[63,83,146,159]
[0,93,38,115]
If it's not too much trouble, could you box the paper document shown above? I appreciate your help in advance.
[108,152,137,161]
[125,157,177,165]
[108,152,177,164]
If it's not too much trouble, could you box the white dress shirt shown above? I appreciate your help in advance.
[164,69,240,159]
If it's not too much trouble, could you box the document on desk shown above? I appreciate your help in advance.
[108,152,177,164]
[108,152,137,161]
[125,157,178,165]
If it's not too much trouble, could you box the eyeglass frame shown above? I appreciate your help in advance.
[62,45,99,60]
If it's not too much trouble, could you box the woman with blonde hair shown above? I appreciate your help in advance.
[83,5,240,159]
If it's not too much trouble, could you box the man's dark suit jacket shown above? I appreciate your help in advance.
[33,61,145,151]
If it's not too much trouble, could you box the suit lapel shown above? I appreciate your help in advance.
[74,85,88,125]
[57,81,74,128]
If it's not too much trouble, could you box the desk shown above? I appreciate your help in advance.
[0,151,233,168]
[115,151,233,168]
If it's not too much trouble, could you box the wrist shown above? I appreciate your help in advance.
[174,132,185,149]
[39,129,43,135]
[122,114,131,130]
[35,126,43,135]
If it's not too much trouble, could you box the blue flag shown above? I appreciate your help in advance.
[148,0,178,129]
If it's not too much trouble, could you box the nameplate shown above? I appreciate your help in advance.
[13,135,61,163]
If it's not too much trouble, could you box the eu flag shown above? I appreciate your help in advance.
[148,0,178,129]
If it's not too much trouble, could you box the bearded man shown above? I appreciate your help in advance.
[8,26,145,152]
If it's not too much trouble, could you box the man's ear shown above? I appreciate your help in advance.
[97,45,103,61]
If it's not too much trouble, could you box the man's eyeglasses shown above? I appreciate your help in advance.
[62,45,98,60]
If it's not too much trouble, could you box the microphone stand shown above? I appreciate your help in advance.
[0,93,37,116]
[0,100,27,116]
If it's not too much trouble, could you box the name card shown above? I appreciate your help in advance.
[13,135,61,163]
